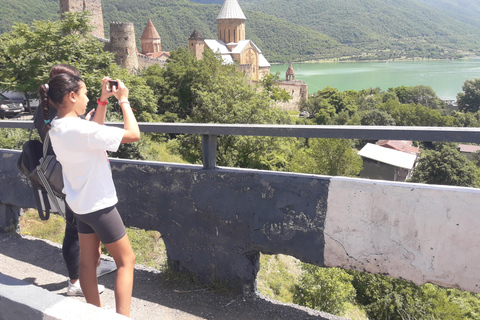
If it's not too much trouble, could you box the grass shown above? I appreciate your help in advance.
[20,209,66,244]
[19,208,368,319]
[19,209,167,269]
[257,254,302,303]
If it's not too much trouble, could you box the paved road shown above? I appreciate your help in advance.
[0,233,346,320]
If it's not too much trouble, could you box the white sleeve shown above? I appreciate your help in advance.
[88,124,125,152]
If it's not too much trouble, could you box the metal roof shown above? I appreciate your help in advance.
[217,0,246,20]
[204,39,269,67]
[358,143,417,169]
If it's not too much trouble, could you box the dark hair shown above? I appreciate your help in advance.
[49,64,80,78]
[39,73,83,131]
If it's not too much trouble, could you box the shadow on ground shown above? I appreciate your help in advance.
[0,233,346,320]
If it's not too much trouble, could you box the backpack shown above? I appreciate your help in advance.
[17,134,65,220]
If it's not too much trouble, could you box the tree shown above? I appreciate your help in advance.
[0,12,114,111]
[358,109,396,126]
[288,138,363,177]
[294,265,356,315]
[260,72,292,103]
[457,78,480,113]
[389,85,445,109]
[144,47,295,170]
[349,271,436,320]
[409,143,478,187]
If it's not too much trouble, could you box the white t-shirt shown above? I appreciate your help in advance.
[49,117,125,214]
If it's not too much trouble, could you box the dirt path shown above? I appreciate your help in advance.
[0,233,346,320]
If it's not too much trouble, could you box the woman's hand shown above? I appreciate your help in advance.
[112,79,129,102]
[98,77,115,103]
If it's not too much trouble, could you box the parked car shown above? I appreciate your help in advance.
[299,111,310,118]
[0,93,24,118]
[2,91,38,113]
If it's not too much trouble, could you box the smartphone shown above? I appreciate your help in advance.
[108,80,118,92]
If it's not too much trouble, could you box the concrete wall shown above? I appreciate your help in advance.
[2,149,480,294]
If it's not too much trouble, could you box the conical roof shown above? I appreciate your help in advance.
[189,29,204,40]
[217,0,246,20]
[141,18,160,40]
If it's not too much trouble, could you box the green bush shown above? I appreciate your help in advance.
[294,264,356,315]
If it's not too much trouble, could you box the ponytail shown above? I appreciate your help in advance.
[38,83,52,132]
[37,73,83,132]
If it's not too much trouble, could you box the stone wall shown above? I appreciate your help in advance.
[276,80,308,111]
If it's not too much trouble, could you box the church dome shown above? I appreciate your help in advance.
[217,0,246,20]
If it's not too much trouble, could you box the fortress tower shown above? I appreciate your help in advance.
[59,0,104,38]
[216,0,246,44]
[109,22,139,72]
[189,29,205,60]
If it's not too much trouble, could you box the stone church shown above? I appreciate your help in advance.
[188,0,308,110]
[188,0,270,81]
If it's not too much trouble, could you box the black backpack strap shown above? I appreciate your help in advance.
[39,133,64,217]
[31,185,50,220]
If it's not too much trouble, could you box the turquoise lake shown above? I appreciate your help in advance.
[269,58,480,100]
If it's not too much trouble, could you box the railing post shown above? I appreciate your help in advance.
[202,134,217,170]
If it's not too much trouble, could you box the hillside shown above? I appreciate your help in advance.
[237,0,480,53]
[416,0,480,27]
[1,0,479,62]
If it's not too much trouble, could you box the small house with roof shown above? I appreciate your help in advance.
[358,143,418,181]
[376,140,419,155]
[458,144,480,161]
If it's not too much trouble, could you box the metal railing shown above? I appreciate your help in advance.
[2,120,480,169]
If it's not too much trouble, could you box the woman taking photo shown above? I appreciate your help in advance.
[38,73,139,316]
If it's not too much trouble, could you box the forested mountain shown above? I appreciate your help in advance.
[1,0,479,62]
[416,0,480,27]
[236,0,480,56]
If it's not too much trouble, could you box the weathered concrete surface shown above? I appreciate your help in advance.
[2,149,480,294]
[110,160,330,294]
[0,272,129,320]
[324,177,480,293]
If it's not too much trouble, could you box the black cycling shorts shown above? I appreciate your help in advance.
[74,205,127,244]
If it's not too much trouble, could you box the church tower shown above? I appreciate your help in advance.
[141,19,162,56]
[189,29,205,60]
[59,0,105,38]
[216,0,246,44]
[286,64,295,81]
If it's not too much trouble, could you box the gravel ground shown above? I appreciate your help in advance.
[0,232,347,320]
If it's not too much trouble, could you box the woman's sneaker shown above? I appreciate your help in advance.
[66,279,105,296]
[97,259,117,277]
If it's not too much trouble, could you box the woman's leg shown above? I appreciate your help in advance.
[78,232,102,307]
[103,234,135,317]
[62,206,80,281]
